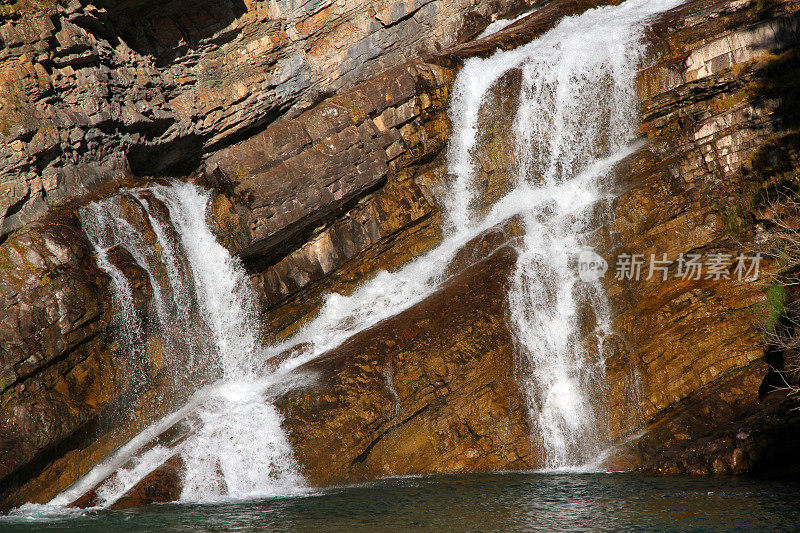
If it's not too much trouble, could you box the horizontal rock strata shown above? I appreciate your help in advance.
[0,0,539,237]
[602,0,800,469]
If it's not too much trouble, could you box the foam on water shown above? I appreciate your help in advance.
[61,183,306,509]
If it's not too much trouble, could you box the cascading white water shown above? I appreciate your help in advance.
[45,0,684,510]
[264,0,685,468]
[80,199,150,383]
[477,10,533,39]
[64,183,305,507]
[147,184,305,502]
[80,191,210,386]
[482,0,680,467]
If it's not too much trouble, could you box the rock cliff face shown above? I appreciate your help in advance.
[1,0,800,512]
[603,0,800,474]
[0,0,530,507]
[0,214,115,486]
[274,242,537,484]
[0,186,221,508]
[0,0,539,237]
[223,0,800,482]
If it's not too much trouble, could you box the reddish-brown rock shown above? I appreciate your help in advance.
[108,456,184,510]
[0,0,540,238]
[599,0,800,469]
[4,0,800,513]
[273,242,538,483]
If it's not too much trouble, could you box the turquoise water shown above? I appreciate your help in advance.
[3,473,800,532]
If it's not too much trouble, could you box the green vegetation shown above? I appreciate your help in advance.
[764,283,787,333]
[715,185,755,237]
[722,204,746,235]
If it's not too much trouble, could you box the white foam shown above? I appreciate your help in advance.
[63,184,306,507]
[263,0,685,468]
[477,10,533,39]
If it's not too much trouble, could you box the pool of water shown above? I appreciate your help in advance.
[3,473,800,532]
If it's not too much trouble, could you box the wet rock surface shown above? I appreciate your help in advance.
[2,0,800,512]
[275,242,537,483]
[0,213,118,508]
[88,235,535,504]
[0,0,543,507]
[0,188,204,508]
[634,387,800,477]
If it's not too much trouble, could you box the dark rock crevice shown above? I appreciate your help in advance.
[350,403,433,467]
[95,0,249,65]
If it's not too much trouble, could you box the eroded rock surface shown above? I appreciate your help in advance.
[274,239,536,484]
[0,0,539,236]
[3,0,800,513]
[601,0,800,469]
[0,212,122,507]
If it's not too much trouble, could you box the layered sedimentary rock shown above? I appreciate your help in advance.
[275,242,536,484]
[0,0,539,236]
[0,187,218,509]
[229,0,800,480]
[0,0,535,507]
[0,213,117,498]
[2,0,800,513]
[0,208,150,508]
[601,0,800,473]
[0,0,543,506]
[0,0,609,506]
[203,59,452,283]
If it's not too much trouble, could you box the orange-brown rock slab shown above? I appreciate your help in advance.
[597,0,800,472]
[108,456,184,510]
[274,244,539,486]
[68,454,183,510]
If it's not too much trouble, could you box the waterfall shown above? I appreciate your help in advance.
[58,183,305,507]
[468,0,683,467]
[79,199,148,384]
[48,0,683,508]
[264,0,685,468]
[477,10,534,39]
[150,185,305,501]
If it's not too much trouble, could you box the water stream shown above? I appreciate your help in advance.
[9,474,800,532]
[58,184,306,507]
[35,0,685,510]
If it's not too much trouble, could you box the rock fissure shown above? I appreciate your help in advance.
[349,403,433,467]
